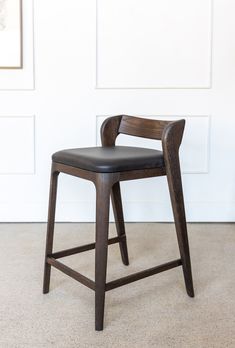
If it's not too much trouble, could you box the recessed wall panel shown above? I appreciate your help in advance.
[97,0,212,88]
[0,116,35,174]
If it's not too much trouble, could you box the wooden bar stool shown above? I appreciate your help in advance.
[43,115,194,331]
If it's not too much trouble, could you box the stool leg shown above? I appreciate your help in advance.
[95,174,114,331]
[43,166,59,294]
[166,157,194,298]
[111,182,129,266]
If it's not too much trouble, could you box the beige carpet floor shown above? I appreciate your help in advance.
[0,223,235,348]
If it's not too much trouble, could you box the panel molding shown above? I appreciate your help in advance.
[96,114,211,174]
[0,115,35,174]
[96,0,213,90]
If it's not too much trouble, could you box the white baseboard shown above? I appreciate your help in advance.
[0,201,235,222]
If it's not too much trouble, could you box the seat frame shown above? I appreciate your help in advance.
[43,115,194,331]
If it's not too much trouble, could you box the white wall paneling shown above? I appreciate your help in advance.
[1,0,235,222]
[96,0,212,89]
[0,115,35,174]
[0,0,34,89]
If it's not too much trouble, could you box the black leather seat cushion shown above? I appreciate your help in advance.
[52,146,164,173]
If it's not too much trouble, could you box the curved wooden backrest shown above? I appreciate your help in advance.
[100,115,186,234]
[101,115,185,149]
[118,115,172,140]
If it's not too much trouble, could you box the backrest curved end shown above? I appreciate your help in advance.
[162,119,186,152]
[100,115,122,146]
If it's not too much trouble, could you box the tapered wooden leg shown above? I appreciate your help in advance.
[166,156,194,298]
[43,165,59,294]
[95,174,116,331]
[111,182,129,266]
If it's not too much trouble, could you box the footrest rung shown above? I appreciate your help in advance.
[105,259,182,291]
[51,235,125,259]
[47,257,182,292]
[47,257,95,290]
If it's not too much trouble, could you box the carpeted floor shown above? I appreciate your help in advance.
[0,223,235,348]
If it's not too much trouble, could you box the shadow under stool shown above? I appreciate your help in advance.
[43,115,194,331]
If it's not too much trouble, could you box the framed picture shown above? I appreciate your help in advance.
[0,0,22,69]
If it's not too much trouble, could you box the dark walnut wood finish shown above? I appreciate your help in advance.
[43,115,194,331]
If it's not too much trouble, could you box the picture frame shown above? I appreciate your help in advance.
[0,0,22,69]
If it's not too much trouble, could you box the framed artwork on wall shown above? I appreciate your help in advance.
[0,0,22,69]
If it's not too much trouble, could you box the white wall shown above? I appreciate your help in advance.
[0,0,235,222]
